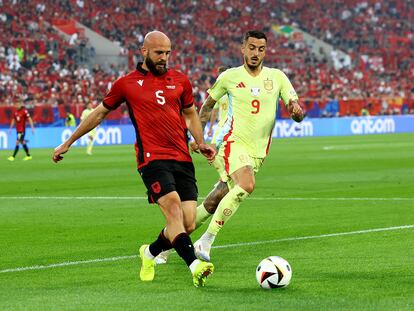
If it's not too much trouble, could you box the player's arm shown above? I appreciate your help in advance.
[199,95,217,131]
[287,99,304,122]
[182,104,216,161]
[28,116,35,134]
[52,104,110,163]
[278,70,304,122]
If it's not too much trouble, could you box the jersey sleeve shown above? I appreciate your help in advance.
[208,72,227,102]
[102,77,125,110]
[180,75,194,109]
[278,70,299,107]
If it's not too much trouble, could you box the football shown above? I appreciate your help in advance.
[256,256,292,289]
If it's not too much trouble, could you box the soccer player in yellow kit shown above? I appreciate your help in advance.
[193,30,304,261]
[80,102,96,155]
[155,30,303,264]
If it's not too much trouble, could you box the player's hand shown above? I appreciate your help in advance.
[207,128,213,137]
[198,143,216,162]
[189,141,199,153]
[288,101,304,123]
[52,143,70,163]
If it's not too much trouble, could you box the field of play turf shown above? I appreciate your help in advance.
[1,133,413,310]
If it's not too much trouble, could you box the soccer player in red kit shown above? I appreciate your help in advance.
[8,101,35,161]
[52,31,216,287]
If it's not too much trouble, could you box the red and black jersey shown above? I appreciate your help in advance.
[103,63,194,169]
[14,108,30,133]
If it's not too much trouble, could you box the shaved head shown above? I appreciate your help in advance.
[143,31,171,48]
[141,31,171,75]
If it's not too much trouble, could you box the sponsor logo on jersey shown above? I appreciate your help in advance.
[166,85,176,89]
[236,82,246,88]
[137,80,144,86]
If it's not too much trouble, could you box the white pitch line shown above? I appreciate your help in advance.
[0,224,412,274]
[1,196,414,201]
[0,256,136,274]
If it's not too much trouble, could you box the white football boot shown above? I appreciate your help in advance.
[194,239,212,262]
[154,249,174,265]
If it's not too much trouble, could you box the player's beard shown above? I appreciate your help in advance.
[245,55,263,71]
[145,57,167,76]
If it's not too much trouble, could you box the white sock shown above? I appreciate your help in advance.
[144,246,155,259]
[200,231,216,244]
[189,259,201,273]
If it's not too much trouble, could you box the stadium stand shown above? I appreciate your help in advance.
[0,0,413,125]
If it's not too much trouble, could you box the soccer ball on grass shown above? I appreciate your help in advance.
[256,256,292,289]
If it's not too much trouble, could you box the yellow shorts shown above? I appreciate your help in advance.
[212,140,264,187]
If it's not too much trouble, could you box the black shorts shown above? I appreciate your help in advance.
[138,160,198,204]
[17,132,25,143]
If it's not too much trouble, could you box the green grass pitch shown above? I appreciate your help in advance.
[1,133,413,310]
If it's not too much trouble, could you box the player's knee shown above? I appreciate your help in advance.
[239,180,255,194]
[161,196,182,220]
[184,222,195,233]
[167,202,182,220]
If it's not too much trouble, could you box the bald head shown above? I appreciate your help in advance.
[143,31,171,48]
[141,31,171,75]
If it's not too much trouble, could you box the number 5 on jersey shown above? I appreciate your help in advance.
[156,90,165,105]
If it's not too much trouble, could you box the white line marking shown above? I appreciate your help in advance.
[1,196,413,201]
[0,256,136,274]
[214,224,414,249]
[1,224,412,274]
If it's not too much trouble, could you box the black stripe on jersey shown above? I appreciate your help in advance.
[102,101,117,110]
[125,101,145,164]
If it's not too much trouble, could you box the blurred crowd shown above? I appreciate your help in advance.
[0,0,413,120]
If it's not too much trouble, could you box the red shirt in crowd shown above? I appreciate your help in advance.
[103,63,194,169]
[14,108,31,133]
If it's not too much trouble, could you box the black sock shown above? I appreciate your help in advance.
[13,145,19,157]
[172,233,197,266]
[148,229,173,257]
[22,144,30,156]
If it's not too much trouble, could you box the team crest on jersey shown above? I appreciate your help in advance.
[264,78,273,91]
[250,87,260,97]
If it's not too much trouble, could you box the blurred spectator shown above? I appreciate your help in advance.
[65,111,76,126]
